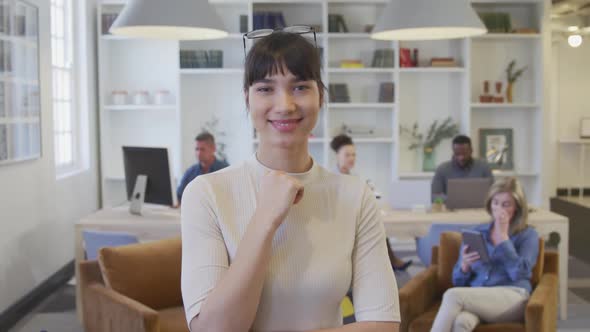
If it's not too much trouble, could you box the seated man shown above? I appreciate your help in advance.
[431,135,493,202]
[177,132,229,203]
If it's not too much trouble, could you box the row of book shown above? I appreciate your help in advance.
[328,82,395,103]
[371,49,394,68]
[328,14,348,33]
[253,12,287,30]
[430,58,457,67]
[180,50,223,69]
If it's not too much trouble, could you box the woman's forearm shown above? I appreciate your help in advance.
[308,321,400,332]
[191,213,278,332]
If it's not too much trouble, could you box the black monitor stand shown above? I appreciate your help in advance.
[129,174,148,215]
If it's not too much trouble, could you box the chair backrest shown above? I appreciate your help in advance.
[83,230,139,260]
[437,231,545,291]
[98,237,183,310]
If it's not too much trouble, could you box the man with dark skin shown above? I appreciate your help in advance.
[431,135,493,202]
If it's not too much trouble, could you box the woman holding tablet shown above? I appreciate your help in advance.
[431,177,539,332]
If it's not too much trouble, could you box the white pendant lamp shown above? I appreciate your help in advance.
[371,0,487,41]
[110,0,228,40]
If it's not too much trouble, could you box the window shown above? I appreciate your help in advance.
[51,0,77,173]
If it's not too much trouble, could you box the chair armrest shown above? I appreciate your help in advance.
[399,266,439,332]
[85,283,160,332]
[525,273,558,332]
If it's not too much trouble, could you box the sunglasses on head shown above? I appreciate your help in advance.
[242,25,317,57]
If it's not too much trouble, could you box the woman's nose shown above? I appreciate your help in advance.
[275,91,296,113]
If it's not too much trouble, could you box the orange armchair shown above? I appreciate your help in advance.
[399,232,558,332]
[78,237,188,332]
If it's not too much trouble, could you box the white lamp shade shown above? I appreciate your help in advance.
[371,0,487,41]
[110,0,228,40]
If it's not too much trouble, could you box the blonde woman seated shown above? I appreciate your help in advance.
[430,177,539,332]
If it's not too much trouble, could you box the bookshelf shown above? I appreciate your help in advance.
[96,0,549,207]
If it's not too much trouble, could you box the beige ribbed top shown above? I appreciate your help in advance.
[180,155,400,331]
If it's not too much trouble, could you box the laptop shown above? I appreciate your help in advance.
[445,178,493,210]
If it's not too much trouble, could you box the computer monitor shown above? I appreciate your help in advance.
[122,146,177,215]
[445,178,493,210]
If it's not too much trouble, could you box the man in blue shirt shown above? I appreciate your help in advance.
[431,135,494,202]
[177,132,229,203]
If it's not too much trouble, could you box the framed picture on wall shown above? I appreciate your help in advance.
[0,0,41,166]
[478,128,514,170]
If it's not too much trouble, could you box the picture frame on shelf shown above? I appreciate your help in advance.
[580,117,590,139]
[478,128,514,170]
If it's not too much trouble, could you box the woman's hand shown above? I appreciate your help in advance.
[460,245,480,273]
[492,209,511,243]
[255,171,304,230]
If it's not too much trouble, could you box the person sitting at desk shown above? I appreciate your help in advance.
[331,134,412,271]
[177,132,229,203]
[431,177,539,332]
[431,135,494,202]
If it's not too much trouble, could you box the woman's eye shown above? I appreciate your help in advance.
[257,86,272,92]
[295,85,310,91]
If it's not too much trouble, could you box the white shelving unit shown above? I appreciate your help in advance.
[96,0,549,207]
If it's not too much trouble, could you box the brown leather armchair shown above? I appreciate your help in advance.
[78,237,188,332]
[399,232,558,332]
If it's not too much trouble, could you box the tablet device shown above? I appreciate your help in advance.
[462,230,490,263]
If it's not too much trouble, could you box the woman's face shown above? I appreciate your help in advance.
[337,144,356,173]
[246,67,321,149]
[491,191,517,224]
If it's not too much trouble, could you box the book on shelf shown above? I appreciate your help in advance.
[180,50,223,69]
[378,82,395,103]
[371,49,395,68]
[400,48,418,68]
[329,83,350,103]
[430,57,457,67]
[328,14,349,33]
[340,60,364,68]
[253,12,286,30]
[478,12,512,33]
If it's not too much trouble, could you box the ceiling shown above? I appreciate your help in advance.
[552,0,590,34]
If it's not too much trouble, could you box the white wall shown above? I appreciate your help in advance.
[552,39,590,189]
[0,0,99,313]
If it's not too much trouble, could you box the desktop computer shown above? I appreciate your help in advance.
[122,146,178,215]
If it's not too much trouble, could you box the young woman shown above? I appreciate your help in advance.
[181,30,400,332]
[330,134,412,272]
[430,177,539,332]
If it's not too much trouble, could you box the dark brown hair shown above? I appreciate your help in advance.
[330,134,354,153]
[195,132,215,145]
[243,31,325,103]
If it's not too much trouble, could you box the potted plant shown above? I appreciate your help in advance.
[400,117,459,172]
[505,60,527,103]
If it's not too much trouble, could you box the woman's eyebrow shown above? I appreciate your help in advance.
[253,78,275,84]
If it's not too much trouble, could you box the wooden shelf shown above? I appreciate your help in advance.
[180,68,244,75]
[329,103,395,109]
[399,67,465,73]
[399,172,434,179]
[559,139,590,145]
[328,68,395,74]
[471,103,539,109]
[104,104,177,111]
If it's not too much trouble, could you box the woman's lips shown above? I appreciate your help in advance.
[268,118,303,132]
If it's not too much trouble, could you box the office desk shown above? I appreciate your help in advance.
[380,208,569,319]
[75,206,569,320]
